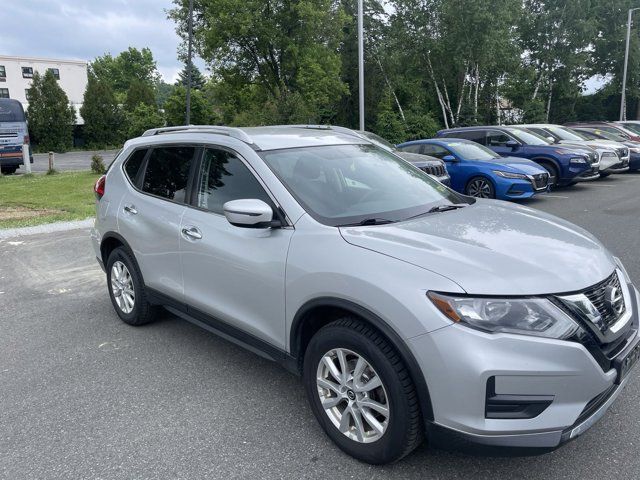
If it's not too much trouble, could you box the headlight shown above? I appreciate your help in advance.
[614,257,631,283]
[428,292,581,339]
[493,170,528,180]
[570,156,588,165]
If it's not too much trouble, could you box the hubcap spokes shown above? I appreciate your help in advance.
[316,348,389,443]
[110,261,135,314]
[469,180,491,198]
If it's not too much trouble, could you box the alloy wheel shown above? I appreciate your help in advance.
[316,348,390,443]
[110,261,135,314]
[467,178,493,198]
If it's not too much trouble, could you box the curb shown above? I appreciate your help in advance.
[0,218,94,240]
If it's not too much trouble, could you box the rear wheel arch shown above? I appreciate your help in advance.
[100,232,135,267]
[290,297,434,422]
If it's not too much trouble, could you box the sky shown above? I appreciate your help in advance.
[1,0,201,82]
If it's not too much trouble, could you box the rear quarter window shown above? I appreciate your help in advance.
[123,149,148,185]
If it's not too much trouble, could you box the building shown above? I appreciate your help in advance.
[0,55,88,124]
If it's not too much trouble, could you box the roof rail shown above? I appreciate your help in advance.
[141,125,254,144]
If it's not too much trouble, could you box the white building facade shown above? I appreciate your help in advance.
[0,55,88,124]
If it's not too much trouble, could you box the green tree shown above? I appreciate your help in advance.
[175,64,206,90]
[155,81,177,108]
[26,71,75,152]
[80,74,125,148]
[126,103,166,138]
[91,47,160,96]
[164,85,218,126]
[125,80,157,112]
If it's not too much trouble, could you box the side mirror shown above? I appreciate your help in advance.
[546,136,556,143]
[505,140,519,149]
[223,199,276,229]
[442,155,457,162]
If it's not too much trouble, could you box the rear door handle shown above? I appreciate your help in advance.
[123,204,138,215]
[182,227,202,240]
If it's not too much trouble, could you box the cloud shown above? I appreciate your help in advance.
[0,0,204,82]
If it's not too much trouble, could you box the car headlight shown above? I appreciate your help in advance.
[493,170,528,180]
[570,156,588,165]
[428,292,581,339]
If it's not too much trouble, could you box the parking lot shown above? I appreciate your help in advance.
[17,150,118,174]
[1,173,639,479]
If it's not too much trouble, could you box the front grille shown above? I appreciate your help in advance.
[0,131,18,138]
[601,152,617,161]
[419,164,446,177]
[531,173,549,189]
[583,272,626,332]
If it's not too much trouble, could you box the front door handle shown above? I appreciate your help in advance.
[182,227,202,240]
[123,204,138,215]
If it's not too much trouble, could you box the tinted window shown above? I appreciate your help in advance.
[398,144,423,154]
[0,100,24,122]
[123,149,148,184]
[505,128,550,145]
[448,130,487,144]
[445,142,500,161]
[142,146,196,202]
[0,66,5,78]
[197,148,271,214]
[420,144,450,159]
[486,130,512,147]
[0,89,9,99]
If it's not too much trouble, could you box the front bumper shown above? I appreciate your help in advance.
[574,166,601,181]
[409,283,639,453]
[601,156,630,174]
[496,177,548,200]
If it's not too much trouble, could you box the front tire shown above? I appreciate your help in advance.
[303,318,423,464]
[106,247,157,326]
[537,161,559,188]
[465,176,495,198]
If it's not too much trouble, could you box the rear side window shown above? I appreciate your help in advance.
[197,148,272,214]
[453,130,487,144]
[142,146,196,203]
[398,144,422,154]
[420,144,450,159]
[123,149,148,184]
[486,130,511,147]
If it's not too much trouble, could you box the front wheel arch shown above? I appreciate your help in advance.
[532,158,561,186]
[290,297,434,423]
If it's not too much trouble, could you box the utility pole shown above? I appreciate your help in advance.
[358,0,365,131]
[185,0,195,125]
[620,8,640,121]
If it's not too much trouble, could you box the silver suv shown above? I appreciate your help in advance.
[92,125,639,464]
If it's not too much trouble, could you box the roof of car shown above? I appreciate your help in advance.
[138,125,369,151]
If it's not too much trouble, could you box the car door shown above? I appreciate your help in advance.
[179,146,294,350]
[421,144,464,192]
[117,145,198,302]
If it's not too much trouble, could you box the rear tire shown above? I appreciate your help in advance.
[106,247,157,326]
[303,318,424,464]
[1,167,17,175]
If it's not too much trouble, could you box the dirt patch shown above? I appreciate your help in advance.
[0,206,61,221]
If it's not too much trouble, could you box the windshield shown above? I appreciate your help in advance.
[444,141,499,160]
[260,144,465,226]
[358,131,396,151]
[590,130,627,142]
[0,100,26,123]
[546,126,584,141]
[506,128,551,145]
[621,123,640,134]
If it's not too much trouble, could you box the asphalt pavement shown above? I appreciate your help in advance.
[1,173,639,479]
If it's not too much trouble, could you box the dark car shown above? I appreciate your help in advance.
[564,122,640,142]
[437,126,599,187]
[569,127,640,171]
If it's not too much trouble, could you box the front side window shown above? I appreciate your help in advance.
[398,144,422,154]
[0,66,6,79]
[22,67,33,79]
[0,88,8,99]
[142,146,196,202]
[260,144,464,226]
[197,148,272,214]
[486,130,512,147]
[505,128,550,145]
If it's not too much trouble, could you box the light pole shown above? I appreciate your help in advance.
[620,7,640,121]
[358,0,365,131]
[185,0,194,125]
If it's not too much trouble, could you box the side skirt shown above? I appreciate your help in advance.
[146,287,299,375]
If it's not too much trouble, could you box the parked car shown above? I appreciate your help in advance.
[437,126,600,187]
[615,120,640,135]
[92,125,639,464]
[397,138,549,199]
[0,98,33,174]
[328,127,451,186]
[570,127,640,171]
[520,124,629,176]
[564,121,640,142]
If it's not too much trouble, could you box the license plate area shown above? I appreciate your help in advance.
[614,337,640,384]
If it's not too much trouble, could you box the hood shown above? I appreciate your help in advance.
[485,156,548,175]
[340,201,615,296]
[558,139,623,151]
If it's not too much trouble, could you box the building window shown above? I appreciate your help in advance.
[48,68,60,80]
[22,67,34,79]
[0,88,9,99]
[0,65,6,80]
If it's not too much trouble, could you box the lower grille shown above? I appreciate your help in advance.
[532,173,549,190]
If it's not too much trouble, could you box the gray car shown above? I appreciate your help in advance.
[91,125,640,464]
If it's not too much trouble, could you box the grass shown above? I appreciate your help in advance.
[0,171,100,229]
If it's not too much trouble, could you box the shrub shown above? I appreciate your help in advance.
[91,154,106,174]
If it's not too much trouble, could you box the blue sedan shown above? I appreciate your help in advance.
[396,138,550,200]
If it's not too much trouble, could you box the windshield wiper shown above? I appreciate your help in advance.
[337,218,396,227]
[427,204,467,213]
